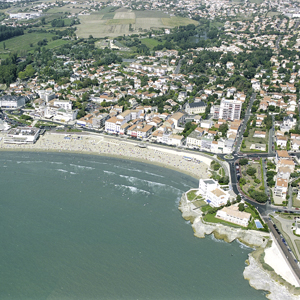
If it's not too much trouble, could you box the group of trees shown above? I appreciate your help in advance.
[0,25,23,43]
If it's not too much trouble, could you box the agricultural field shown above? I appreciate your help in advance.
[161,17,198,27]
[0,31,70,58]
[77,8,198,38]
[46,5,83,14]
[134,10,169,18]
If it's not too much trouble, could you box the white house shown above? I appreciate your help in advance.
[216,205,251,227]
[274,178,288,198]
[198,178,230,207]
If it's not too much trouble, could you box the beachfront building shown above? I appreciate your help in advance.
[4,127,40,144]
[105,116,127,134]
[199,179,230,207]
[216,205,251,227]
[0,95,26,109]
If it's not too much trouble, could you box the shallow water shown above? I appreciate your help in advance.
[0,152,267,300]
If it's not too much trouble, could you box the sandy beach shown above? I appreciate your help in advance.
[0,132,213,180]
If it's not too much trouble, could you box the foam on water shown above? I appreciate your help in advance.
[70,164,95,170]
[56,169,68,173]
[114,184,151,195]
[103,170,116,175]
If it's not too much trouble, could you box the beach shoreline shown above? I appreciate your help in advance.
[0,132,213,180]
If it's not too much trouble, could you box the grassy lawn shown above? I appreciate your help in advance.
[203,205,265,231]
[267,12,281,17]
[187,189,198,201]
[294,240,300,259]
[141,38,160,49]
[161,17,198,27]
[293,194,300,208]
[241,128,268,153]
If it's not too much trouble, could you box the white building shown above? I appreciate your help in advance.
[53,100,72,110]
[0,96,26,109]
[211,99,242,121]
[216,205,251,227]
[199,178,230,207]
[4,127,40,144]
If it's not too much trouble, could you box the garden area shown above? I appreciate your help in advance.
[186,189,206,208]
[209,161,229,185]
[203,201,268,231]
[239,158,268,203]
[241,128,268,152]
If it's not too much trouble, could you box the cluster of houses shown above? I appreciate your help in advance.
[274,150,296,200]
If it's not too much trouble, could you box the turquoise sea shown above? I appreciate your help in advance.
[0,152,267,300]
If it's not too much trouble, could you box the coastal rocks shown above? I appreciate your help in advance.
[179,193,268,248]
[244,256,300,300]
[192,216,268,248]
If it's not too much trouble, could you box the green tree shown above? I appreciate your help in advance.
[238,203,245,211]
[246,167,256,176]
[239,158,248,165]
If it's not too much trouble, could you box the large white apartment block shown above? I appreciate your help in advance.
[211,99,242,121]
[53,100,73,110]
[0,96,26,109]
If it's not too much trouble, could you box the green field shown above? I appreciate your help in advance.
[46,6,82,14]
[106,19,135,25]
[141,38,160,49]
[135,10,169,18]
[0,32,70,58]
[161,17,198,27]
[102,12,115,20]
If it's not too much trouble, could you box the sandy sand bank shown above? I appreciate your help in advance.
[0,132,214,180]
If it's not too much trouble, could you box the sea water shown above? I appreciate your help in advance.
[0,152,267,300]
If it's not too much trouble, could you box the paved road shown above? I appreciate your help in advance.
[266,218,300,280]
[233,93,256,154]
[174,58,183,74]
[268,115,275,155]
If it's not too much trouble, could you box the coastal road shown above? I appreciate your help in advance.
[267,218,300,281]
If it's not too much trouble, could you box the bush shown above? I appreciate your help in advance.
[246,167,256,176]
[240,158,248,165]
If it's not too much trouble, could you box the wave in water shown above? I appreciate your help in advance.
[210,234,226,243]
[119,175,183,194]
[103,170,116,175]
[49,161,63,165]
[70,164,95,170]
[17,160,43,164]
[236,239,254,250]
[114,184,151,195]
[56,169,68,173]
[70,172,77,175]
